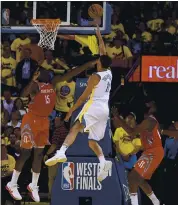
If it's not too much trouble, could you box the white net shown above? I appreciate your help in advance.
[31,19,60,50]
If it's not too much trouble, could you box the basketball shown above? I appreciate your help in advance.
[88,4,103,19]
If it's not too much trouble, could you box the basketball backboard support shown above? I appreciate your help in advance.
[1,2,112,34]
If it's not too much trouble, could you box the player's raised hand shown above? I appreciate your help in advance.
[95,24,100,36]
[93,17,101,26]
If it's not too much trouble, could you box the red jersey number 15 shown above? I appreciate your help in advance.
[45,95,50,104]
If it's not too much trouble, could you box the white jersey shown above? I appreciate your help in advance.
[77,69,112,141]
[91,69,112,103]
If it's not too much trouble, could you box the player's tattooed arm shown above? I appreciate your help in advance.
[95,25,107,55]
[52,60,98,87]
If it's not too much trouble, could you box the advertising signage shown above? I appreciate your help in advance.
[141,56,178,82]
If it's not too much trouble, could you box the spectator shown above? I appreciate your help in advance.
[41,50,65,75]
[104,13,126,41]
[6,133,20,159]
[3,90,14,116]
[106,36,133,68]
[1,46,17,88]
[13,97,27,117]
[147,11,164,32]
[128,30,142,56]
[163,121,178,205]
[3,126,14,145]
[1,102,9,128]
[133,22,152,42]
[7,110,21,128]
[55,78,76,123]
[43,115,68,199]
[112,112,141,159]
[106,36,133,60]
[15,48,38,90]
[11,34,31,63]
[164,121,178,160]
[13,127,21,140]
[21,35,44,65]
[1,138,16,205]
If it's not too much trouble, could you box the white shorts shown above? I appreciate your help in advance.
[76,101,109,141]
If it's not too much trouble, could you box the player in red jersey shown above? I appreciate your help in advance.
[112,101,163,205]
[6,60,97,202]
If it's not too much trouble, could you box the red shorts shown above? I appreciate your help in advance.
[134,147,164,180]
[20,112,50,149]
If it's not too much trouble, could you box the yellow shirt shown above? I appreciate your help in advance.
[1,56,17,86]
[75,35,99,55]
[11,38,31,63]
[167,25,176,35]
[55,81,76,112]
[41,59,65,74]
[147,19,164,31]
[106,44,132,59]
[41,59,56,70]
[132,32,152,42]
[55,58,70,71]
[1,154,16,172]
[112,23,125,34]
[113,128,142,156]
[104,23,125,41]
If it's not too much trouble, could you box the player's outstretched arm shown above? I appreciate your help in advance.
[57,35,75,40]
[52,60,98,87]
[161,130,178,139]
[112,115,152,136]
[21,71,40,97]
[95,25,106,56]
[64,74,100,121]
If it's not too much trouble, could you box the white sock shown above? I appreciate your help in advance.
[148,192,160,204]
[98,155,106,166]
[130,193,139,205]
[59,144,68,154]
[11,170,21,185]
[32,172,40,186]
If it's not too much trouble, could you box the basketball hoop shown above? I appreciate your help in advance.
[31,19,61,50]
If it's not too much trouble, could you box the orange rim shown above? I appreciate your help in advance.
[31,19,61,32]
[31,18,61,25]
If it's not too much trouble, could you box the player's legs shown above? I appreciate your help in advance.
[128,169,160,205]
[45,121,84,166]
[87,120,112,181]
[48,164,58,199]
[129,151,161,205]
[27,148,44,202]
[7,112,33,200]
[88,140,112,181]
[6,148,32,200]
[61,120,84,147]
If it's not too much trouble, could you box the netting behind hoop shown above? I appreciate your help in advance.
[31,19,61,50]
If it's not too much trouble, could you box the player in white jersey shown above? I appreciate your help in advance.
[45,26,112,181]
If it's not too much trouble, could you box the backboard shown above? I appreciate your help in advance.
[1,1,112,34]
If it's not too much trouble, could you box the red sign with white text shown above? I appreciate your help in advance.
[141,56,178,82]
